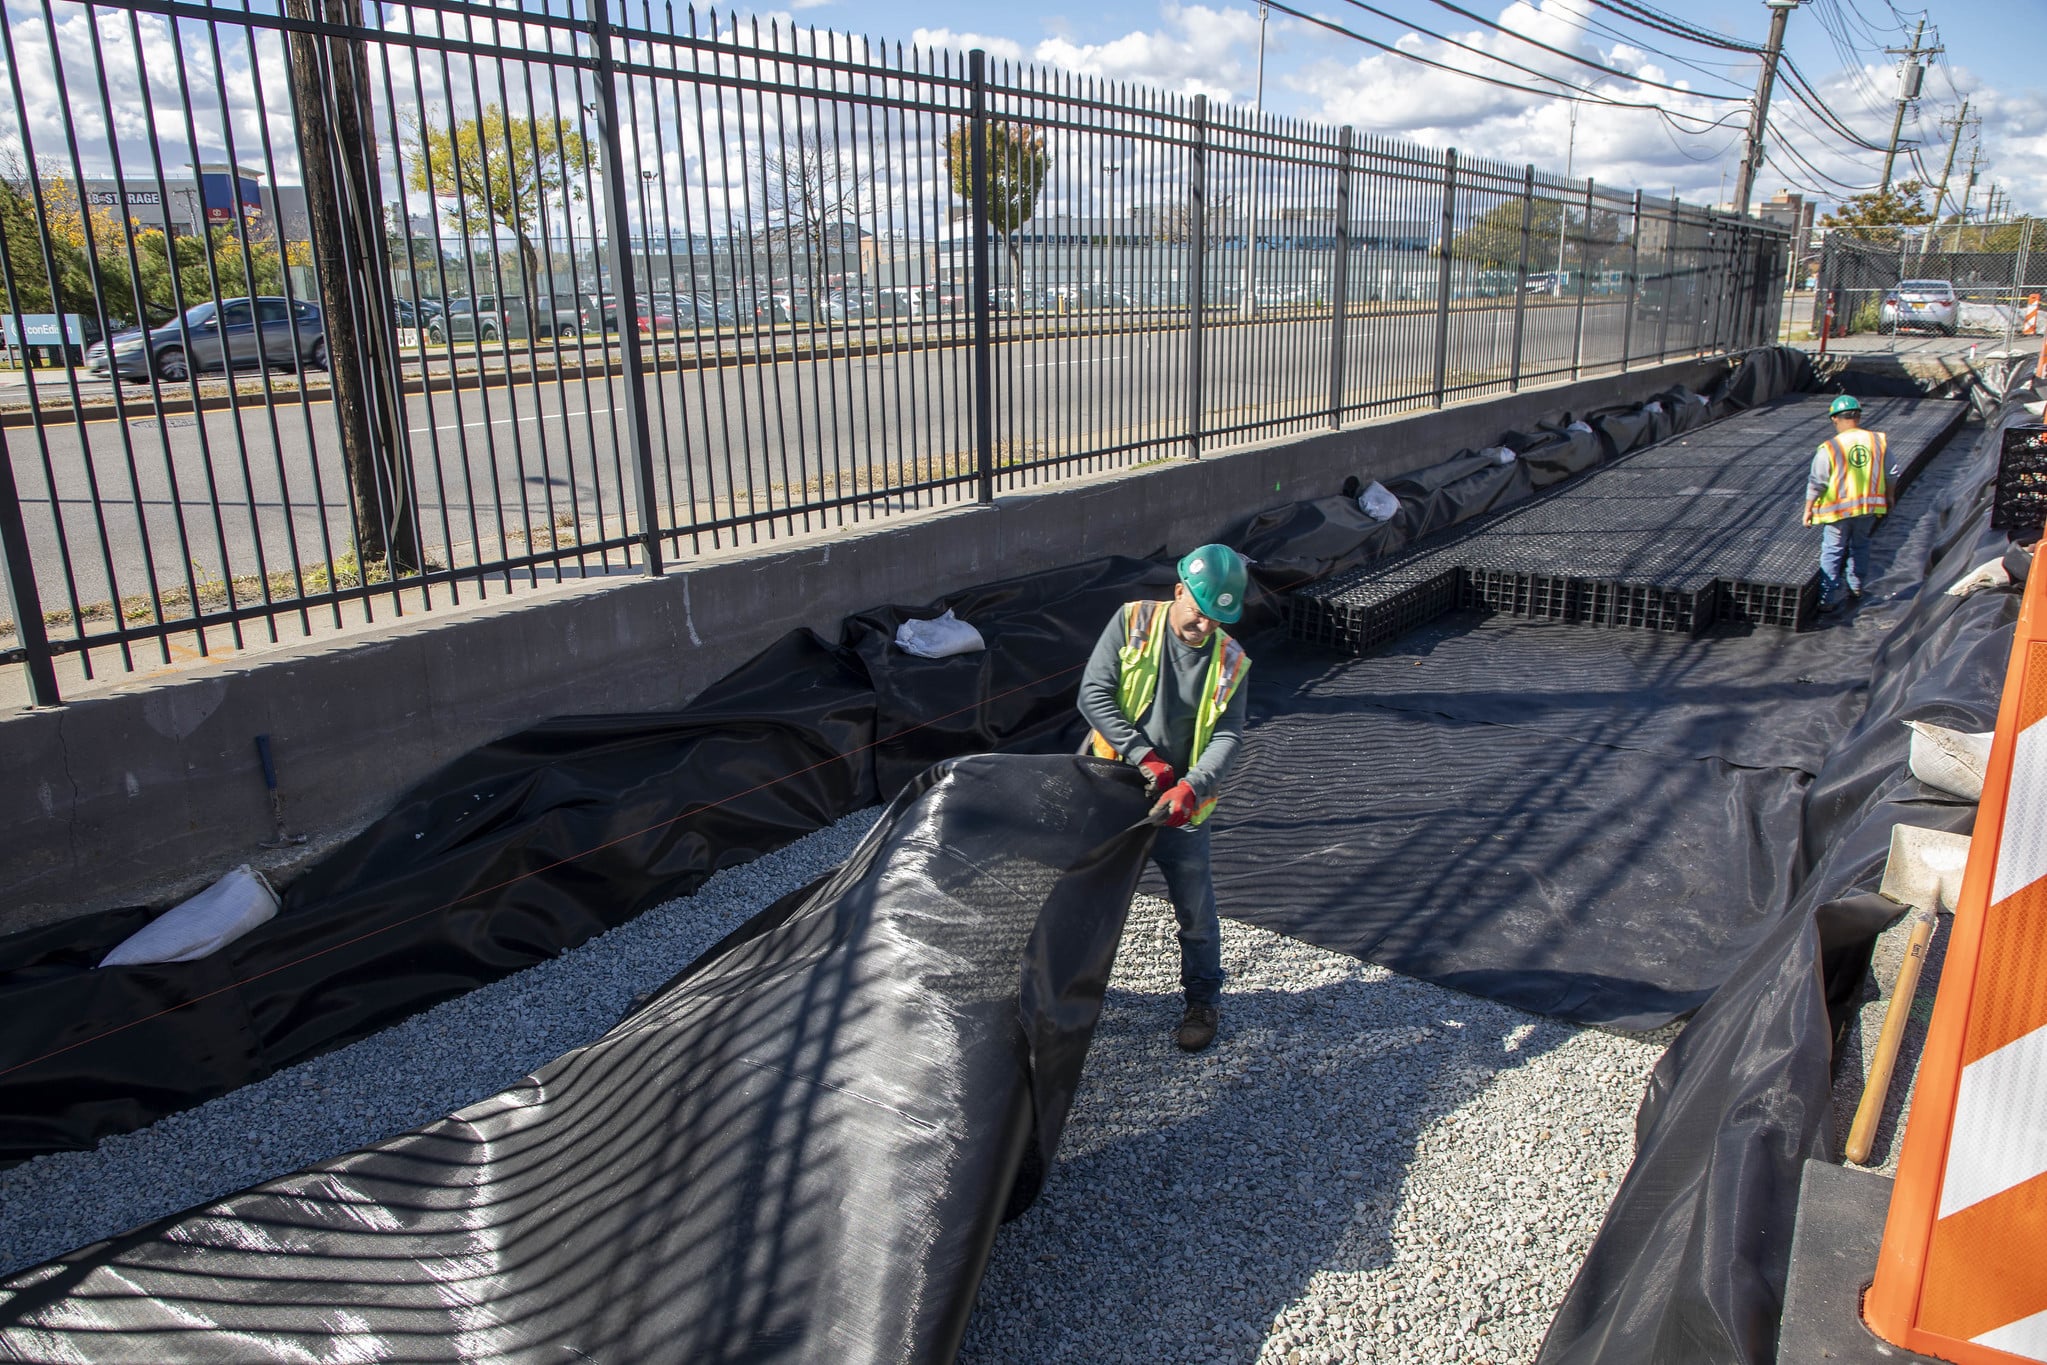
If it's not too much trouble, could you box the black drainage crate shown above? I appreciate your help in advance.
[1993,424,2047,535]
[1459,567,1578,621]
[1577,579,1717,634]
[1289,567,1463,655]
[1721,574,1821,631]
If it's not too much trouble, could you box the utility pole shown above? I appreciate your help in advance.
[284,0,416,571]
[1950,144,1981,250]
[1239,2,1268,320]
[1555,97,1578,287]
[1732,0,1798,218]
[1878,19,1939,194]
[1928,101,1972,223]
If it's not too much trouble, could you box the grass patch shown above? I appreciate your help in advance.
[0,548,446,642]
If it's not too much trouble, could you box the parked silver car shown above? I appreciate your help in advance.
[86,297,326,382]
[1879,279,1959,336]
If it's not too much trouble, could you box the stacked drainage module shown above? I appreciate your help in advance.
[1291,395,1967,653]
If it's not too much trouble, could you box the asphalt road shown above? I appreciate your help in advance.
[9,297,1684,616]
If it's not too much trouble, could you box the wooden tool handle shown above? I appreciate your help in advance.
[1845,907,1939,1166]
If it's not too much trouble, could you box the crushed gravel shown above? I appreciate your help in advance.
[959,890,1676,1365]
[1,818,1672,1365]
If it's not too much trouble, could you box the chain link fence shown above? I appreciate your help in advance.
[1809,222,2045,340]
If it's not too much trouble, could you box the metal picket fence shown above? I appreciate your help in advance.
[0,0,1786,704]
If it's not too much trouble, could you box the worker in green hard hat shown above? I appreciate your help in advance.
[1803,394,1893,613]
[1078,544,1253,1053]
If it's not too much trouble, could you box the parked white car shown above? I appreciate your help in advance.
[1879,279,1959,336]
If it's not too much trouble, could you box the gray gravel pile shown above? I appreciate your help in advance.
[959,894,1675,1365]
[0,808,882,1279]
[2,817,1672,1365]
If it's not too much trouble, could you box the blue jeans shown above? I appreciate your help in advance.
[1819,515,1880,604]
[1149,823,1223,1008]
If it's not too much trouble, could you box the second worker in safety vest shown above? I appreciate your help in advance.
[1078,544,1252,1054]
[1803,393,1893,613]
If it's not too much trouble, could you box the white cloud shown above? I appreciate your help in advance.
[910,28,1027,64]
[1030,3,1267,104]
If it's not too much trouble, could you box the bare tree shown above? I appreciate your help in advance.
[759,127,871,291]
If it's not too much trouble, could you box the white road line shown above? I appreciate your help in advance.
[1021,353,1132,370]
[408,406,615,435]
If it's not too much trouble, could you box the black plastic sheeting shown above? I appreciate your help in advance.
[1,342,1946,1361]
[0,350,1804,1168]
[1534,380,2033,1365]
[1212,641,1812,1027]
[0,755,1156,1364]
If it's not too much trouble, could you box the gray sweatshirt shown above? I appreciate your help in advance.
[1077,606,1249,801]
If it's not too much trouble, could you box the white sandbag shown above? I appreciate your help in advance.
[1356,480,1399,521]
[1945,558,2012,598]
[894,608,986,659]
[100,865,279,968]
[1906,720,1993,801]
[1643,401,1663,415]
[1482,445,1516,466]
[1566,420,1593,435]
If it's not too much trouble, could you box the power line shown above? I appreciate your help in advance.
[1317,0,1746,107]
[1404,0,1750,100]
[1809,0,1897,116]
[1765,127,1881,195]
[1254,0,1750,123]
[1540,0,1757,78]
[1777,57,1895,151]
[1578,0,1759,54]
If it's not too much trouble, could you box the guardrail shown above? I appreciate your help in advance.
[0,0,1785,705]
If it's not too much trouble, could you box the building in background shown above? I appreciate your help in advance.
[77,164,308,247]
[1760,192,1820,288]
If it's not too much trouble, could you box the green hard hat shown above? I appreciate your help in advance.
[1177,544,1248,624]
[1829,394,1863,416]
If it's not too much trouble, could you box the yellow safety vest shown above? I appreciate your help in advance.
[1087,599,1250,827]
[1807,428,1890,524]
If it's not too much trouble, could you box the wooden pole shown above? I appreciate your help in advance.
[1846,905,1939,1165]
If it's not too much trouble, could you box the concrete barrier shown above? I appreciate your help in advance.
[0,357,1729,933]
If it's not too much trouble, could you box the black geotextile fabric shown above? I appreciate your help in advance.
[1,343,1926,1361]
[0,755,1158,1365]
[0,350,1800,1168]
[1534,380,2034,1365]
[1212,390,1968,1028]
[0,557,1172,1168]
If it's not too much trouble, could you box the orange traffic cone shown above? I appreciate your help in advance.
[2023,294,2041,336]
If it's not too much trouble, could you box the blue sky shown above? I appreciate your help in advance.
[778,0,2041,214]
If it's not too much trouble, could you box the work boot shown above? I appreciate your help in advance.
[1175,1003,1219,1052]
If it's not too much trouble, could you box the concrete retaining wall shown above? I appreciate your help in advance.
[0,356,1730,932]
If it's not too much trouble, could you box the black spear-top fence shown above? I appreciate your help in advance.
[0,0,1786,705]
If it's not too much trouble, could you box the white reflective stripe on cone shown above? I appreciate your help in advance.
[1990,718,2047,903]
[1938,1021,2047,1219]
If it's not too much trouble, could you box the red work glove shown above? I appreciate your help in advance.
[1152,781,1199,828]
[1138,753,1176,800]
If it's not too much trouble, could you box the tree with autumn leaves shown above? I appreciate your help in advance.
[945,120,1052,282]
[0,164,293,329]
[405,106,591,291]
